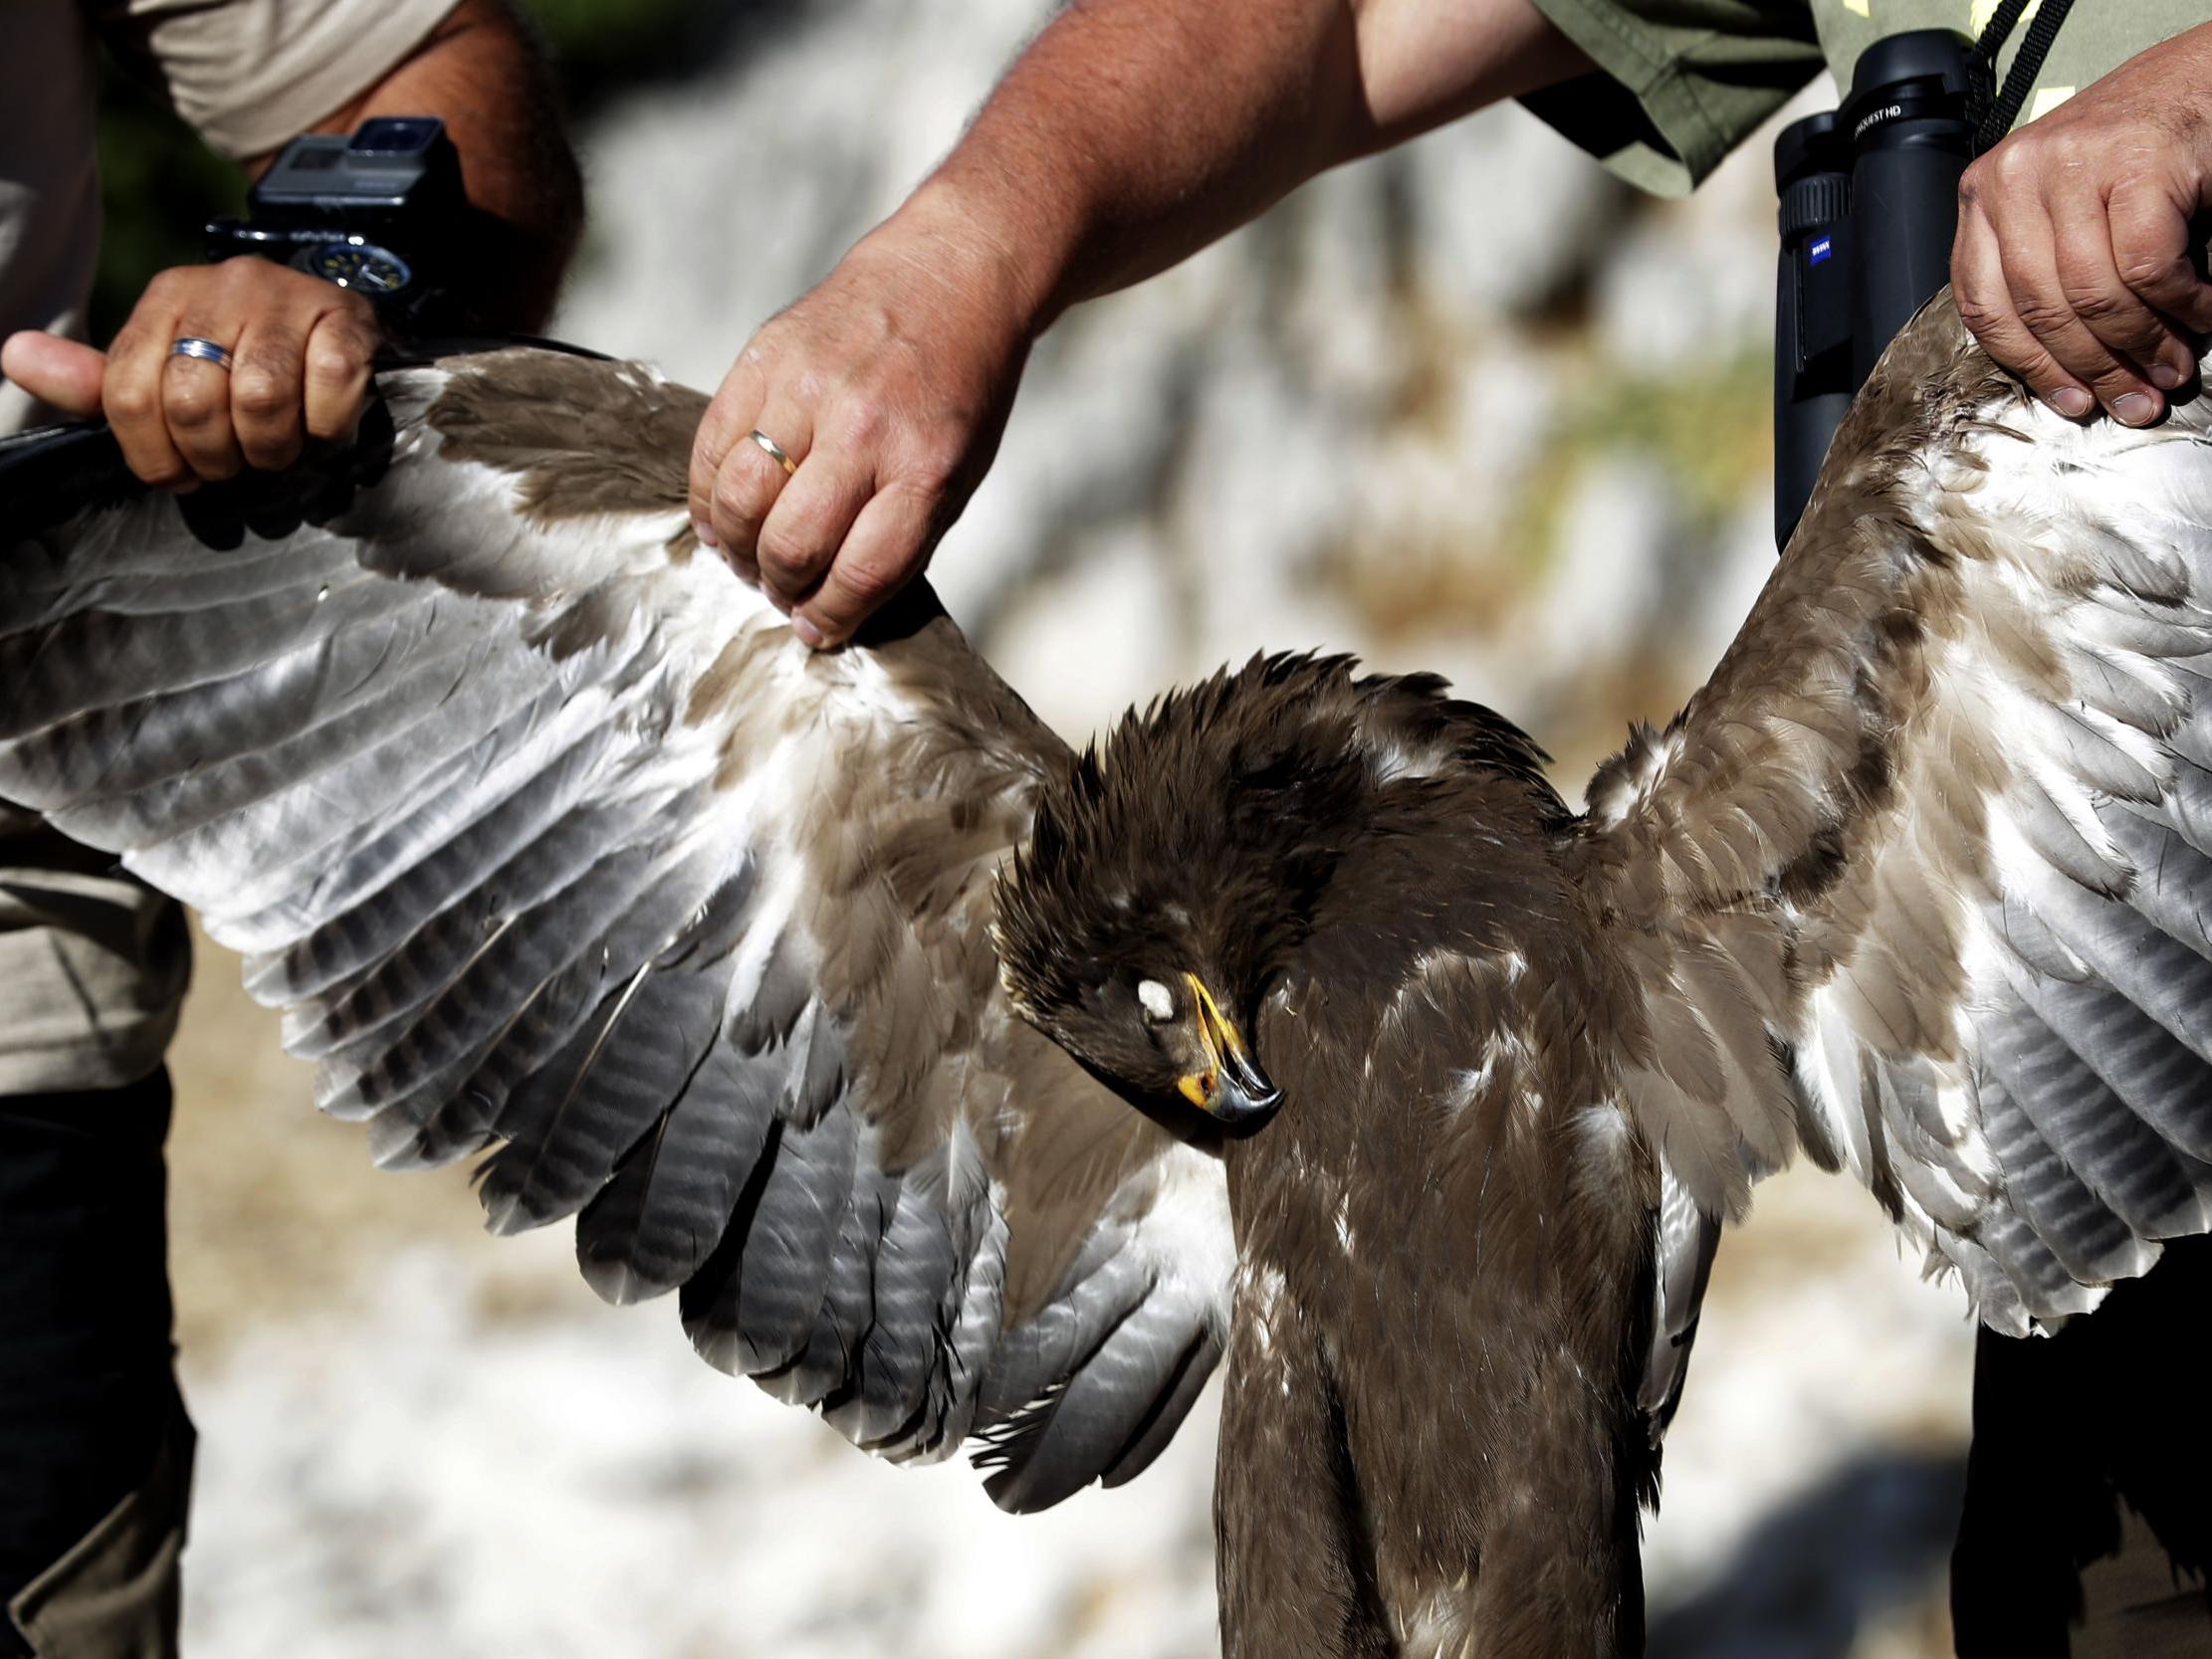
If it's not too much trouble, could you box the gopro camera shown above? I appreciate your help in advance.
[1773,31,1982,545]
[206,116,470,326]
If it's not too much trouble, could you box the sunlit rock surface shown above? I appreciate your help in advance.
[161,3,1973,1652]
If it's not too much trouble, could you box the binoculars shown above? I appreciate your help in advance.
[1774,30,1982,545]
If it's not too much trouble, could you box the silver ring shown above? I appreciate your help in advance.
[747,428,797,476]
[170,337,234,371]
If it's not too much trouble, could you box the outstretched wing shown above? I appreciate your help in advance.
[1575,293,2212,1336]
[0,346,1230,1509]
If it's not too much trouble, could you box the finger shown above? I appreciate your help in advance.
[707,398,812,574]
[791,480,939,649]
[102,308,195,489]
[2046,175,2193,397]
[689,351,769,550]
[723,543,764,588]
[1997,202,2158,422]
[227,319,309,471]
[160,329,247,483]
[2108,177,2212,338]
[756,445,873,605]
[0,331,107,416]
[301,306,376,443]
[1954,207,2095,416]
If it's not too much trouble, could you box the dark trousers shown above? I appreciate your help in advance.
[1953,1236,2212,1656]
[0,1071,179,1658]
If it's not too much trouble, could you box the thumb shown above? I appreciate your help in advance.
[1,331,110,417]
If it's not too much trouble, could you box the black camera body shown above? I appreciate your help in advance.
[1774,30,1982,544]
[206,116,470,327]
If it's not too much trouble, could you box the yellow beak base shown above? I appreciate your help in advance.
[1177,973,1280,1126]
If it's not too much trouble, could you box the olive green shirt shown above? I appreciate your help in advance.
[1523,0,2210,193]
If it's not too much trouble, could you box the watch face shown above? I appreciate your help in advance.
[291,239,413,298]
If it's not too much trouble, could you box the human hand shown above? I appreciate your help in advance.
[1951,21,2212,426]
[0,256,379,487]
[689,203,1036,648]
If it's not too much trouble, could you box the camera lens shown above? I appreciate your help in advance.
[349,116,443,154]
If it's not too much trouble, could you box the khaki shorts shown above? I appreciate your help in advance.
[0,815,188,1099]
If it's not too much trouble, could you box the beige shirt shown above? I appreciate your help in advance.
[0,0,452,1093]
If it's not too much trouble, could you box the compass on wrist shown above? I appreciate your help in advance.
[290,238,416,304]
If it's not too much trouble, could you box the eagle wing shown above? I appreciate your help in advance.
[0,347,1230,1509]
[1574,294,2212,1334]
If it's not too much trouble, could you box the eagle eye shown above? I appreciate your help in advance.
[1136,977,1176,1025]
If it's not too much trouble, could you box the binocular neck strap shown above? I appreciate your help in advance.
[1970,0,2080,151]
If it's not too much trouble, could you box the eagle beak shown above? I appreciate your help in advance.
[1178,973,1281,1127]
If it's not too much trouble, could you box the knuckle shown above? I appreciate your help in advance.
[104,321,148,362]
[2057,282,2132,328]
[831,552,903,607]
[1989,137,2044,186]
[1970,317,2053,378]
[755,522,822,582]
[691,414,737,475]
[2115,249,2186,296]
[2010,295,2076,336]
[1955,298,2007,340]
[162,375,224,426]
[230,370,294,421]
[898,454,959,502]
[892,435,964,494]
[829,394,888,450]
[305,335,370,385]
[106,377,159,423]
[712,474,770,529]
[2085,358,2142,392]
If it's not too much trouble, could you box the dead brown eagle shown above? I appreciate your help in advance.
[5,292,2212,1656]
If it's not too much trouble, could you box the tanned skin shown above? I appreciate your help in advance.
[688,0,2212,650]
[1,0,583,486]
[685,0,1593,646]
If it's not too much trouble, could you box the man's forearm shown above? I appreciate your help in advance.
[285,0,583,331]
[906,0,1591,331]
[688,0,1591,646]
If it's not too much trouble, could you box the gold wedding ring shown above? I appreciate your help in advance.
[747,429,797,476]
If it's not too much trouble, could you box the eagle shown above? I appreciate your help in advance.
[4,290,2210,1656]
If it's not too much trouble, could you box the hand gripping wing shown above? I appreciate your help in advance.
[1576,295,2212,1334]
[0,347,1230,1508]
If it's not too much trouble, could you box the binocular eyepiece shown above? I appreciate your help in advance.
[1774,30,1984,545]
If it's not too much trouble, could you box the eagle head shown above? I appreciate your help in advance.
[992,655,1401,1131]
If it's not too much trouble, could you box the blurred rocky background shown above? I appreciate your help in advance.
[84,0,1979,1653]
